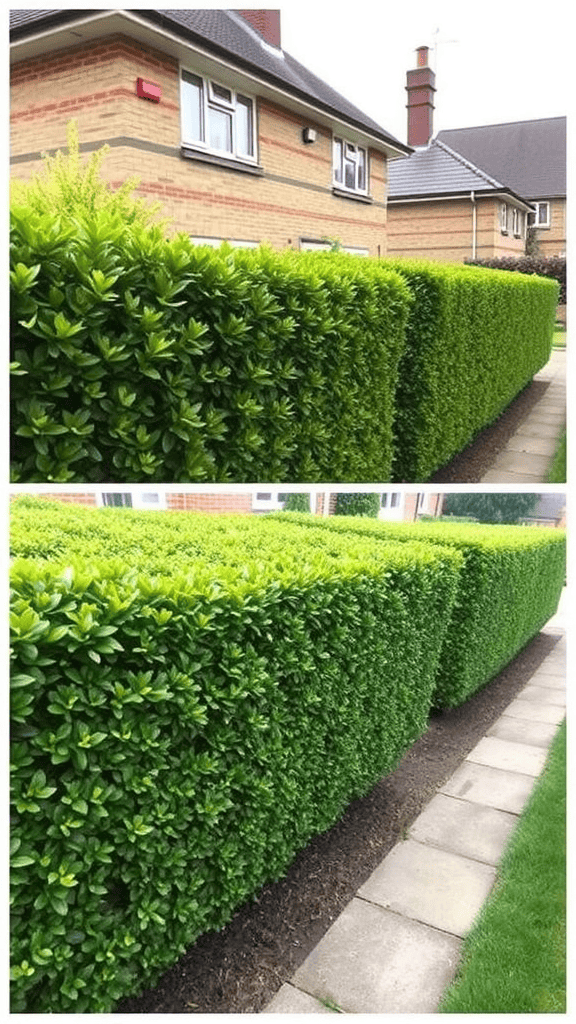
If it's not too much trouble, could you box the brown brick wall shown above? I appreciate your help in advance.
[387,196,526,261]
[532,199,566,257]
[11,34,388,255]
[165,493,253,513]
[11,492,99,506]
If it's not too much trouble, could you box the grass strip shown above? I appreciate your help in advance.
[547,429,566,483]
[439,717,566,1013]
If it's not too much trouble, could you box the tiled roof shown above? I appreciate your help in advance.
[387,138,528,202]
[437,118,566,199]
[10,8,410,154]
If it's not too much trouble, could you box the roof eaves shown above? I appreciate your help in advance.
[137,9,412,155]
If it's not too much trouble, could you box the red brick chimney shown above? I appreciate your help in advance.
[406,45,436,146]
[238,10,281,48]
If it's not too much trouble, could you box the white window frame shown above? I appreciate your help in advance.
[299,238,369,256]
[527,201,551,229]
[97,490,166,510]
[251,491,290,512]
[512,208,522,237]
[191,236,259,249]
[500,202,508,234]
[332,136,368,195]
[180,67,257,164]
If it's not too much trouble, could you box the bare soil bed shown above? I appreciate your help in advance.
[115,630,561,1014]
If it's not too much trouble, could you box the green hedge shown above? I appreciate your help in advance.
[464,255,566,305]
[10,497,461,1011]
[10,205,410,483]
[274,513,566,707]
[384,259,559,481]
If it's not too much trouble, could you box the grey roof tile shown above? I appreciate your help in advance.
[437,118,566,198]
[388,138,508,198]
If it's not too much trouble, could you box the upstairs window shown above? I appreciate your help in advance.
[181,69,256,161]
[500,203,508,234]
[512,208,524,238]
[527,201,550,228]
[333,137,368,194]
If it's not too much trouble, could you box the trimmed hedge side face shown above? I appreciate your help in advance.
[10,203,559,484]
[10,498,462,1012]
[385,259,559,481]
[9,210,410,483]
[274,513,566,707]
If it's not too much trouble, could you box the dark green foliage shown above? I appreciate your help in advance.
[10,497,461,1012]
[282,493,311,512]
[275,513,566,708]
[464,255,566,304]
[443,493,540,523]
[333,493,380,517]
[384,259,559,481]
[10,195,410,482]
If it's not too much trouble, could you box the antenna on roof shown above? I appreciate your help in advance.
[432,27,458,72]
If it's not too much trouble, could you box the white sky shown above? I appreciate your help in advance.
[280,0,570,145]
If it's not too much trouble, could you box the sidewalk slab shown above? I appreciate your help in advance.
[487,451,552,475]
[290,897,462,1013]
[357,839,496,937]
[409,793,517,866]
[503,697,565,725]
[440,760,537,814]
[488,715,560,750]
[265,984,333,1013]
[466,735,548,776]
[506,435,557,456]
[519,683,565,705]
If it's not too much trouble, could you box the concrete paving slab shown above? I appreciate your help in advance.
[503,697,566,725]
[519,683,565,705]
[440,759,536,814]
[518,420,566,439]
[357,839,496,937]
[481,469,543,482]
[409,793,517,866]
[531,667,566,683]
[488,715,561,750]
[488,451,552,475]
[506,435,557,456]
[523,410,566,426]
[466,735,547,776]
[290,897,462,1013]
[265,984,334,1013]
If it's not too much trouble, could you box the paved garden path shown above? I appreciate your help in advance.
[264,591,567,1014]
[481,348,566,482]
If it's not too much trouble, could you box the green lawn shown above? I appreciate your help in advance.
[552,328,566,348]
[438,719,566,1013]
[547,430,567,483]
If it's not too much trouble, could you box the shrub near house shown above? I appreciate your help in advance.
[10,498,463,1012]
[274,513,566,707]
[10,188,558,483]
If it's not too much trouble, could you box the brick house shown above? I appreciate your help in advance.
[10,8,412,257]
[386,46,566,261]
[11,488,443,521]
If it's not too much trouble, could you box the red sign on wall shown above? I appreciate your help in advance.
[136,78,161,102]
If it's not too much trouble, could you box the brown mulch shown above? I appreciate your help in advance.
[115,630,561,1014]
[429,378,551,482]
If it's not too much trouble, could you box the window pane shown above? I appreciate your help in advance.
[209,107,233,152]
[211,82,232,105]
[538,203,549,224]
[391,493,399,507]
[236,95,254,156]
[102,492,132,507]
[344,158,356,189]
[256,493,272,501]
[357,148,366,190]
[333,138,343,183]
[181,71,203,142]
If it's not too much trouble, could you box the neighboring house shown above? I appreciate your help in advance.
[387,46,566,261]
[10,8,411,257]
[11,489,442,521]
